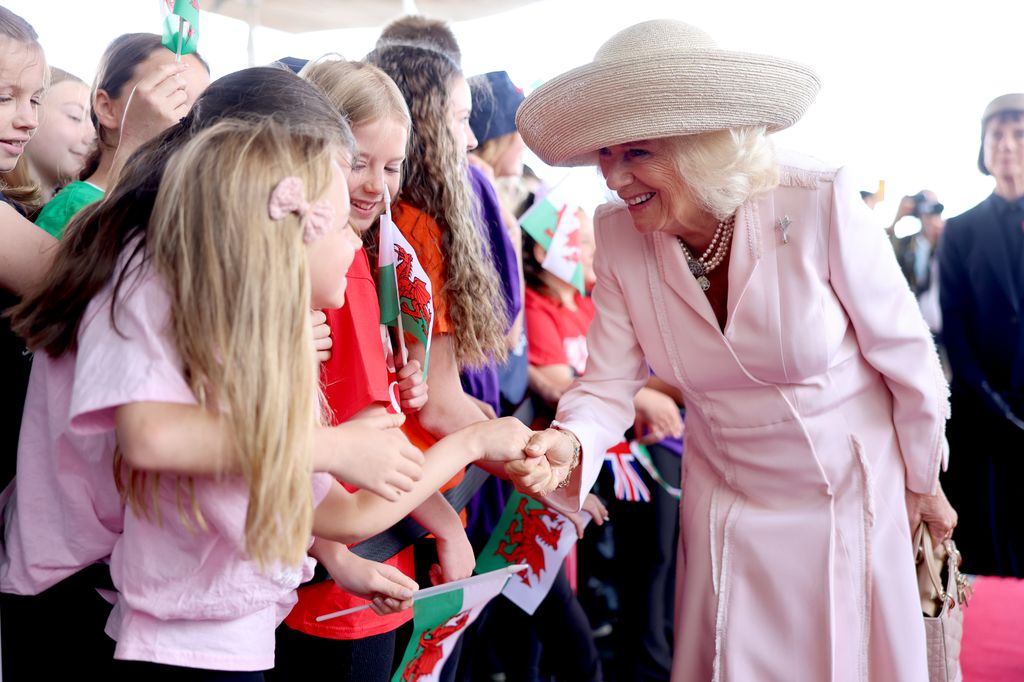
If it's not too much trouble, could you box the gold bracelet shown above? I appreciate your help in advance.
[554,428,581,489]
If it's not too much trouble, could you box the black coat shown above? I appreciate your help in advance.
[938,193,1024,577]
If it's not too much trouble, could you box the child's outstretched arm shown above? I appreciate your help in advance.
[115,403,424,501]
[409,494,474,585]
[312,416,533,544]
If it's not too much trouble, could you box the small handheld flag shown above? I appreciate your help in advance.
[520,182,585,294]
[161,0,200,60]
[475,492,588,615]
[603,440,651,502]
[378,185,434,377]
[314,565,525,622]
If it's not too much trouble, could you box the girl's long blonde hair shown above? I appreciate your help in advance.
[300,57,410,261]
[367,44,508,367]
[137,117,338,567]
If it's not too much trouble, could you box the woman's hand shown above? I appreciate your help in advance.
[906,484,958,545]
[310,310,332,363]
[508,427,577,496]
[431,530,475,586]
[633,387,683,444]
[318,542,418,616]
[396,359,428,412]
[323,413,424,500]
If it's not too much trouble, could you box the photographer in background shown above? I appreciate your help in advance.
[889,190,945,347]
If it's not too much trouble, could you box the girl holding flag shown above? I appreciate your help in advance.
[4,66,532,679]
[35,32,209,238]
[273,58,479,682]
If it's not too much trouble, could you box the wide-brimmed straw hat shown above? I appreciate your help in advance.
[516,20,821,167]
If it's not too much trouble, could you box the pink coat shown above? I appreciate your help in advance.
[550,153,948,681]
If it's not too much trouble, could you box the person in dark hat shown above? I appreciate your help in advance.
[509,19,955,681]
[939,92,1024,578]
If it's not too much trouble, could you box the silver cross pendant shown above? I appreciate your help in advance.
[776,215,792,245]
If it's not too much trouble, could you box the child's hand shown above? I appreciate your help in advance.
[396,359,428,412]
[469,417,533,463]
[119,62,191,153]
[310,310,332,363]
[431,529,475,585]
[329,413,424,500]
[566,494,609,538]
[320,543,418,616]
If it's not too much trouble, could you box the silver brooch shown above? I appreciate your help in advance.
[776,215,792,245]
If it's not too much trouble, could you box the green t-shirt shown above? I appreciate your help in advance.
[35,180,104,239]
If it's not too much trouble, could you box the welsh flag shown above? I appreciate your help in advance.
[378,185,433,376]
[475,491,588,615]
[519,184,584,294]
[603,440,651,502]
[391,568,516,682]
[161,0,200,57]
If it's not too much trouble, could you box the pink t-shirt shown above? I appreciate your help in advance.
[0,255,195,595]
[75,266,334,671]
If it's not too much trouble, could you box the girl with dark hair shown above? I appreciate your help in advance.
[34,32,209,238]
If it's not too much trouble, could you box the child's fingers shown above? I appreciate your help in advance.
[310,309,327,326]
[136,62,187,95]
[376,565,419,594]
[396,359,421,379]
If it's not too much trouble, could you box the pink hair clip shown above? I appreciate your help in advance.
[268,176,335,244]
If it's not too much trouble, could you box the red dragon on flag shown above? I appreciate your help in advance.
[494,497,566,585]
[400,610,471,682]
[395,243,432,341]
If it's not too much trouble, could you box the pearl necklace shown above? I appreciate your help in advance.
[676,214,735,291]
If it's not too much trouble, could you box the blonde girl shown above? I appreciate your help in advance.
[270,57,478,682]
[91,116,531,678]
[34,32,210,238]
[24,67,93,201]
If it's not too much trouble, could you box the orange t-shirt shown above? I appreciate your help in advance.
[393,202,464,498]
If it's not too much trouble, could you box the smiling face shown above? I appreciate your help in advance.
[308,154,362,310]
[598,138,699,237]
[348,116,408,233]
[26,79,94,189]
[0,40,45,172]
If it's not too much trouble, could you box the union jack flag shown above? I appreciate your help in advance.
[603,440,651,502]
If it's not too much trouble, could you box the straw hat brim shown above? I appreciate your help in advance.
[517,49,821,167]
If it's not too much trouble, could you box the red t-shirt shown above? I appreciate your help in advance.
[285,249,415,639]
[524,287,596,375]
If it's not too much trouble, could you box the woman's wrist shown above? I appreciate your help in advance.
[552,426,581,489]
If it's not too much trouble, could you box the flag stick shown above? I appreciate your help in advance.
[383,185,408,366]
[175,16,184,62]
[314,565,527,622]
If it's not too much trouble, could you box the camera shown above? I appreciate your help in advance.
[911,191,944,217]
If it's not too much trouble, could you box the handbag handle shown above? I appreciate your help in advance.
[914,522,947,600]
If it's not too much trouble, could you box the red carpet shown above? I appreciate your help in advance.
[961,576,1024,681]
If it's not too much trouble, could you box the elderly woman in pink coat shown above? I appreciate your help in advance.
[506,19,958,682]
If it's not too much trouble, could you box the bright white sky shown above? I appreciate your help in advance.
[10,0,1024,230]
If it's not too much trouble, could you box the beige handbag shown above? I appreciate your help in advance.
[914,522,971,682]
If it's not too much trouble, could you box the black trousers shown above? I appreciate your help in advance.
[1,563,117,678]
